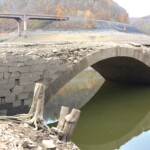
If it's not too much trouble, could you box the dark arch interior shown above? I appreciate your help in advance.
[92,56,150,84]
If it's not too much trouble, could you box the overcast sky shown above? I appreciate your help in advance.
[113,0,150,18]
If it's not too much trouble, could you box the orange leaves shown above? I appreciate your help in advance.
[56,5,65,17]
[85,10,93,19]
[85,10,95,28]
[0,0,130,30]
[118,13,129,23]
[87,81,93,89]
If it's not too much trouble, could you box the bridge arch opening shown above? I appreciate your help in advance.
[42,45,150,142]
[92,56,150,84]
[44,55,150,120]
[45,47,150,106]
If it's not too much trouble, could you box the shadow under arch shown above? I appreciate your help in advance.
[45,46,150,104]
[92,56,150,84]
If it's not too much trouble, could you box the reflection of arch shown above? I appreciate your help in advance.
[95,105,150,150]
[45,46,150,103]
[72,81,150,150]
[117,109,150,149]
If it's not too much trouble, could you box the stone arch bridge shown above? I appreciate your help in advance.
[0,41,150,115]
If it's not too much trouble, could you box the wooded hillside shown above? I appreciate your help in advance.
[130,15,150,35]
[0,0,129,32]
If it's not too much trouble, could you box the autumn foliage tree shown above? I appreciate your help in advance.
[0,0,129,31]
[56,5,65,17]
[85,10,95,28]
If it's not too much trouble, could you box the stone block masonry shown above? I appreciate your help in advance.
[0,42,149,115]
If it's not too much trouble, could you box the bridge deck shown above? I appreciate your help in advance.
[0,13,69,21]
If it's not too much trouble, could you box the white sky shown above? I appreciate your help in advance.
[113,0,150,18]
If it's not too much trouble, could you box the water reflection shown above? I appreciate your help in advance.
[44,67,150,150]
[72,81,150,150]
[44,68,103,122]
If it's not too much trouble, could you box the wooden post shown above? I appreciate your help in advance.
[57,106,70,130]
[51,107,81,142]
[51,106,69,135]
[28,83,44,116]
[61,109,81,142]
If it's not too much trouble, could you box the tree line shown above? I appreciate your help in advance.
[0,0,129,32]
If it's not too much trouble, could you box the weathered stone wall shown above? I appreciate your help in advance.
[0,42,149,115]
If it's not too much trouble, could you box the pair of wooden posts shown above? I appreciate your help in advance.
[30,83,81,142]
[51,106,81,142]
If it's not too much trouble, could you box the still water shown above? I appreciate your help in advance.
[46,68,150,150]
[72,81,150,150]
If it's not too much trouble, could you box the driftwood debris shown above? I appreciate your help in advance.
[52,106,81,142]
